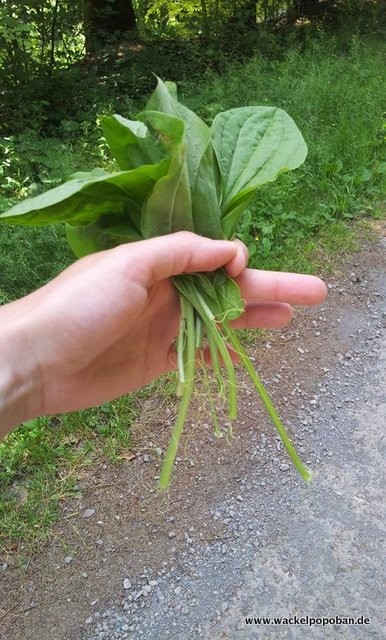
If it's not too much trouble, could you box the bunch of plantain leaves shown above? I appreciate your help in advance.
[0,78,310,488]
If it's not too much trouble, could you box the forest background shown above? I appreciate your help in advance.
[0,0,385,555]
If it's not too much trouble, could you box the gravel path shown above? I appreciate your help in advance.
[1,234,384,640]
[82,237,386,640]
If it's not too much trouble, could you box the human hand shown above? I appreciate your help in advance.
[0,232,326,435]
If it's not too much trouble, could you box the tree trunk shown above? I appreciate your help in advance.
[242,1,257,27]
[84,0,137,52]
[294,0,321,17]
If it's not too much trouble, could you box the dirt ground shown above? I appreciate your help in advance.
[0,222,385,640]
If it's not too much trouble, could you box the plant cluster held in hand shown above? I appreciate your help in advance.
[0,78,309,488]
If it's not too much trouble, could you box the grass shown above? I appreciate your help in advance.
[0,396,139,556]
[183,31,386,271]
[0,25,385,556]
[0,368,177,557]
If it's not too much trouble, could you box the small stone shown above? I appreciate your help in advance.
[168,531,176,539]
[82,508,95,518]
[297,347,305,354]
[64,556,73,565]
[85,616,93,625]
[221,602,229,613]
[123,578,131,590]
[279,463,290,471]
[174,586,182,595]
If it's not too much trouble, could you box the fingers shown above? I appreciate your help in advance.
[113,232,326,310]
[116,232,248,288]
[224,239,249,277]
[231,302,293,329]
[235,269,327,306]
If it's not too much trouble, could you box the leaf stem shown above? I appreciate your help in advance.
[173,276,238,420]
[222,320,311,482]
[159,296,196,489]
[166,273,311,488]
[176,308,187,385]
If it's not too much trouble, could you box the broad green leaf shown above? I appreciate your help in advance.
[100,114,165,170]
[211,270,245,320]
[0,80,307,261]
[137,110,185,156]
[66,215,142,258]
[146,78,211,185]
[139,110,194,237]
[211,106,307,234]
[219,192,255,240]
[67,168,107,180]
[146,78,223,239]
[0,164,169,226]
[190,145,224,239]
[188,271,244,321]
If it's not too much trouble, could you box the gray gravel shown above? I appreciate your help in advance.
[83,240,386,640]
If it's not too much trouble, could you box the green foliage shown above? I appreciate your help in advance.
[212,106,307,235]
[0,130,105,301]
[0,20,385,548]
[0,126,106,201]
[0,1,84,77]
[0,79,309,490]
[4,0,380,135]
[183,31,386,269]
[0,1,85,132]
[0,80,307,250]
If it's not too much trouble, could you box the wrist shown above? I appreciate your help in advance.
[0,300,44,438]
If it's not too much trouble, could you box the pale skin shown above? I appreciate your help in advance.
[0,231,327,439]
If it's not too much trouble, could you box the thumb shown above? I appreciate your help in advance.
[117,231,246,287]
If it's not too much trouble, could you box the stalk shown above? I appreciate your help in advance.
[173,276,238,420]
[159,296,196,489]
[176,308,187,388]
[161,273,310,489]
[204,320,238,420]
[205,326,225,399]
[222,319,311,482]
